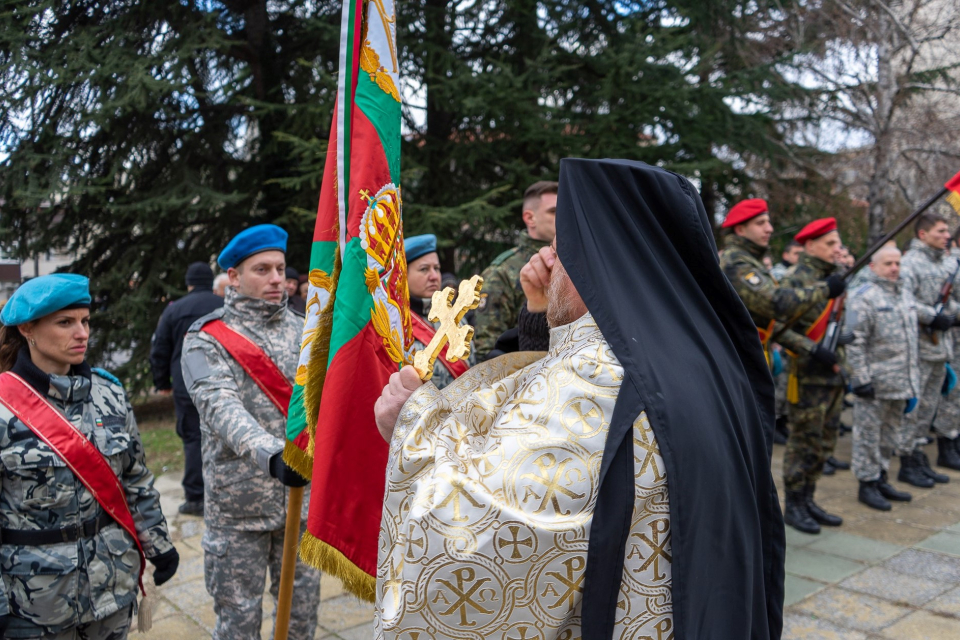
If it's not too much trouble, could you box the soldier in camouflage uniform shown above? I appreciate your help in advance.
[718,199,846,446]
[0,274,176,639]
[181,226,320,640]
[845,246,919,510]
[405,235,472,389]
[780,218,848,534]
[931,244,960,466]
[472,181,556,359]
[900,213,960,484]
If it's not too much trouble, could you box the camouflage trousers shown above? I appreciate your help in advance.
[774,369,788,419]
[904,359,948,449]
[933,373,960,441]
[203,527,321,640]
[9,605,132,640]
[784,384,844,491]
[852,398,908,482]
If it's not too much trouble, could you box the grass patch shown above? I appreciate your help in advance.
[133,395,184,476]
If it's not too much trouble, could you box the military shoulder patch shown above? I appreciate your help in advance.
[741,271,764,289]
[477,292,489,311]
[92,368,123,388]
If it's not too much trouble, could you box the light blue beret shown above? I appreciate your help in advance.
[1,274,91,326]
[404,234,437,263]
[217,224,288,270]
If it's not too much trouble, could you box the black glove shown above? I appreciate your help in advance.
[149,548,180,586]
[930,313,955,332]
[825,274,846,299]
[810,345,838,368]
[270,453,310,488]
[0,614,9,634]
[852,383,875,399]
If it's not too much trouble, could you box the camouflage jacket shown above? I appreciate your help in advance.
[719,234,829,356]
[845,271,920,399]
[781,252,846,386]
[901,239,959,362]
[472,231,550,359]
[0,350,172,634]
[182,287,303,532]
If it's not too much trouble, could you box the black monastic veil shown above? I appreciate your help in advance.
[556,159,785,640]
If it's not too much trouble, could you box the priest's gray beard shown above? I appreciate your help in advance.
[546,258,584,329]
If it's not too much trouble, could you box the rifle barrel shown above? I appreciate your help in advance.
[844,186,949,279]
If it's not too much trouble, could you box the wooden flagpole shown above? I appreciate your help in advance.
[274,485,305,640]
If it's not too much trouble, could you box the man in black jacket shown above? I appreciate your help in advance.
[150,262,224,515]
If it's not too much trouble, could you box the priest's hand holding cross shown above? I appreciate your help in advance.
[375,275,484,441]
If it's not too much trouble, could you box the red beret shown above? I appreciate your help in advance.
[794,217,837,244]
[722,199,769,228]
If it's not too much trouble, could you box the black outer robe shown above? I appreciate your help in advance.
[556,159,785,640]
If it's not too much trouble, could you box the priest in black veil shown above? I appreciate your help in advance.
[373,158,785,640]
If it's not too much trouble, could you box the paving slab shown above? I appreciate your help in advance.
[785,575,827,607]
[805,533,902,563]
[925,585,960,617]
[785,549,866,583]
[838,566,953,607]
[882,548,960,584]
[782,612,869,640]
[880,609,960,639]
[915,531,960,557]
[793,588,912,632]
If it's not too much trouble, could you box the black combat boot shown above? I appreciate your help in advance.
[827,456,850,471]
[858,480,891,511]
[822,458,836,475]
[784,489,820,534]
[937,437,960,471]
[774,417,788,445]
[898,454,935,488]
[805,482,842,526]
[878,470,912,502]
[917,449,950,483]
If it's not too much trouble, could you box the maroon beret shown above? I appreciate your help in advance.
[795,217,837,244]
[722,199,769,229]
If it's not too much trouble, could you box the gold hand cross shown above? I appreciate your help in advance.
[412,275,484,380]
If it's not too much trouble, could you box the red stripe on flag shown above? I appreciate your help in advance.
[946,169,960,194]
[307,322,394,578]
[346,108,392,238]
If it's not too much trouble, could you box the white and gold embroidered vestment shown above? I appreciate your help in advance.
[375,314,674,640]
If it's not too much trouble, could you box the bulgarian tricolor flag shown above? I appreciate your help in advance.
[284,0,410,601]
[947,170,960,214]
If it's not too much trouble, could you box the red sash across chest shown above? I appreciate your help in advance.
[0,372,147,593]
[409,313,470,379]
[200,319,292,417]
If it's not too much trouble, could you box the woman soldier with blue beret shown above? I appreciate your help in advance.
[0,274,177,639]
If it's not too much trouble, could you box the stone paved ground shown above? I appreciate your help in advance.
[136,430,960,639]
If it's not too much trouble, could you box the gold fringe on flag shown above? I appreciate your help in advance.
[299,530,376,602]
[947,189,960,214]
[282,244,342,479]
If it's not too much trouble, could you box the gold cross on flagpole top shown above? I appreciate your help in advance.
[412,275,484,380]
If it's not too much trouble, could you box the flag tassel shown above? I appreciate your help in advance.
[299,530,376,602]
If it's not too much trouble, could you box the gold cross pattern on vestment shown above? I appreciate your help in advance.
[412,275,484,381]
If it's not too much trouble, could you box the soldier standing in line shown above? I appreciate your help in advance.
[0,274,178,638]
[181,225,321,640]
[932,239,960,465]
[780,218,847,534]
[770,238,803,281]
[845,245,919,510]
[472,180,557,359]
[900,213,960,486]
[149,262,223,516]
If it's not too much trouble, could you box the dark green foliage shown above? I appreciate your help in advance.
[2,0,814,388]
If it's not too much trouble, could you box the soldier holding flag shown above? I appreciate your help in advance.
[181,225,320,640]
